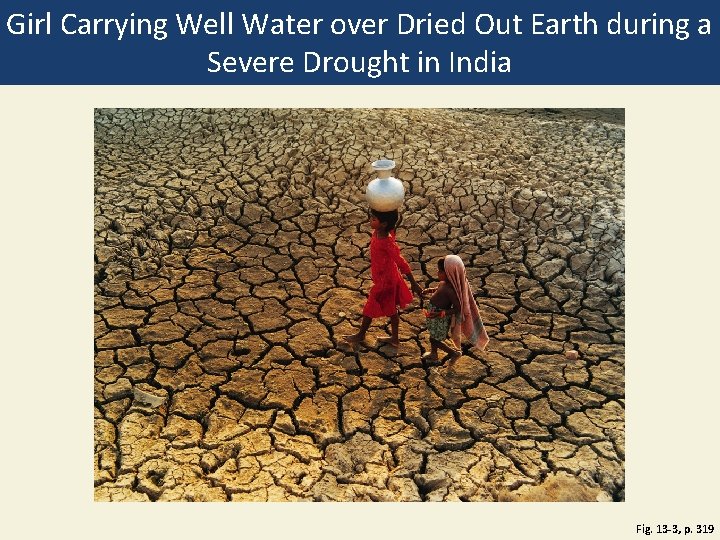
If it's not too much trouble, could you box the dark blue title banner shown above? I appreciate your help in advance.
[1,0,718,84]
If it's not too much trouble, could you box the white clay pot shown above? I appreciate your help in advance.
[366,159,405,211]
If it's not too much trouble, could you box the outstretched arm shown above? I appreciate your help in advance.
[388,239,422,297]
[404,271,423,297]
[421,286,438,297]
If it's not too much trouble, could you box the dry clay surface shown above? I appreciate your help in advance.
[94,108,624,502]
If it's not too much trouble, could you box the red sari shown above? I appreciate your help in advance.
[362,231,413,318]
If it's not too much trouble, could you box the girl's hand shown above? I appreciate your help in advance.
[421,287,437,297]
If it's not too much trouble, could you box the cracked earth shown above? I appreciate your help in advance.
[94,108,625,502]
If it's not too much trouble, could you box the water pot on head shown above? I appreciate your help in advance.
[365,159,405,212]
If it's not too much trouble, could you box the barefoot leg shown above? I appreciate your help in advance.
[436,339,461,359]
[389,313,400,343]
[422,340,440,363]
[343,316,372,344]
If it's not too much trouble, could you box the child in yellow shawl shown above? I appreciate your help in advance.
[421,255,489,363]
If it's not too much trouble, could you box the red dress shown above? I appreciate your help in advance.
[362,231,414,318]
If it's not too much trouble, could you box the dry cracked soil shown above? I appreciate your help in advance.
[94,108,625,502]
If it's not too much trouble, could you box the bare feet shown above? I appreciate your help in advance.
[341,333,369,351]
[343,333,366,344]
[377,336,400,348]
[422,349,460,365]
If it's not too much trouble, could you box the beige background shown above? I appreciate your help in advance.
[1,87,718,538]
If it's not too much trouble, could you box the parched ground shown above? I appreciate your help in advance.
[94,108,624,502]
